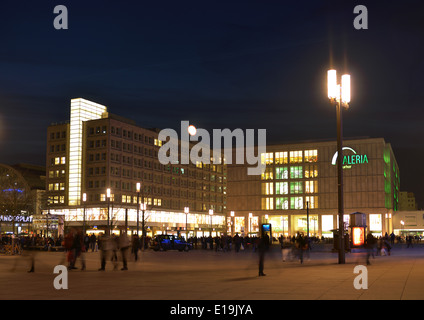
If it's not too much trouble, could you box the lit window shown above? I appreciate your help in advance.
[261,153,274,165]
[289,151,302,163]
[262,182,274,195]
[276,182,288,195]
[261,197,274,210]
[304,150,318,163]
[275,167,288,179]
[305,196,318,209]
[290,196,303,209]
[305,181,318,193]
[305,165,318,178]
[61,157,66,164]
[261,167,274,180]
[275,152,288,164]
[290,166,303,179]
[290,182,303,194]
[276,197,289,210]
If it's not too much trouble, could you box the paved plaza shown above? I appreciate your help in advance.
[1,244,424,301]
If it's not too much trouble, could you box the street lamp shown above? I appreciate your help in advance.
[209,209,213,237]
[140,202,147,251]
[328,69,351,264]
[106,188,111,236]
[82,193,87,235]
[184,206,189,250]
[136,182,141,236]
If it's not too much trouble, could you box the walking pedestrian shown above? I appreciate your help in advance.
[98,233,113,271]
[366,232,375,265]
[119,231,130,270]
[132,234,140,261]
[258,233,270,276]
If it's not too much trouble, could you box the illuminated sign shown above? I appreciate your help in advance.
[0,215,33,223]
[352,227,365,246]
[331,147,368,169]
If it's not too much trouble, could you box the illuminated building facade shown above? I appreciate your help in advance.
[226,138,400,238]
[46,98,227,237]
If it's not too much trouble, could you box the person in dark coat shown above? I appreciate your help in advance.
[258,233,270,276]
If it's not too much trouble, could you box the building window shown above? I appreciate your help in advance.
[305,196,318,209]
[290,181,303,194]
[261,153,274,165]
[276,197,289,210]
[275,152,288,164]
[261,167,274,180]
[290,166,303,179]
[262,182,274,195]
[261,197,274,210]
[289,151,302,163]
[275,167,288,179]
[305,181,318,193]
[305,165,318,178]
[290,196,303,209]
[304,150,318,163]
[276,182,288,195]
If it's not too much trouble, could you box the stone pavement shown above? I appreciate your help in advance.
[0,244,423,301]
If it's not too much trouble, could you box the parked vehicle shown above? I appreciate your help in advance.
[150,235,192,252]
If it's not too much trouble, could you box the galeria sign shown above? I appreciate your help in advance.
[331,147,368,169]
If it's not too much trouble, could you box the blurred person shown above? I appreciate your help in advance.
[258,233,270,277]
[98,233,113,271]
[118,231,130,270]
[366,232,375,265]
[131,234,140,261]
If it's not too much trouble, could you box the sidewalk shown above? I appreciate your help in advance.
[0,245,423,300]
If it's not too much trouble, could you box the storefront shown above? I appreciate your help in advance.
[0,214,33,235]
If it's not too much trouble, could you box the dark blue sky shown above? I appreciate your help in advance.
[1,0,424,206]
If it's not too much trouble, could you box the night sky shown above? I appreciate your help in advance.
[1,0,424,207]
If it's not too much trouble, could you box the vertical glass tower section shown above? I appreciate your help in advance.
[69,98,107,205]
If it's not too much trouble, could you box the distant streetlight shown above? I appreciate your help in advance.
[327,69,351,264]
[188,125,197,136]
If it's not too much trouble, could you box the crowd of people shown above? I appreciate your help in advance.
[2,229,423,273]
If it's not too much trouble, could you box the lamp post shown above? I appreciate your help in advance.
[209,209,213,237]
[106,188,111,236]
[140,202,146,251]
[136,182,141,236]
[82,193,87,235]
[328,69,351,264]
[184,206,189,250]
